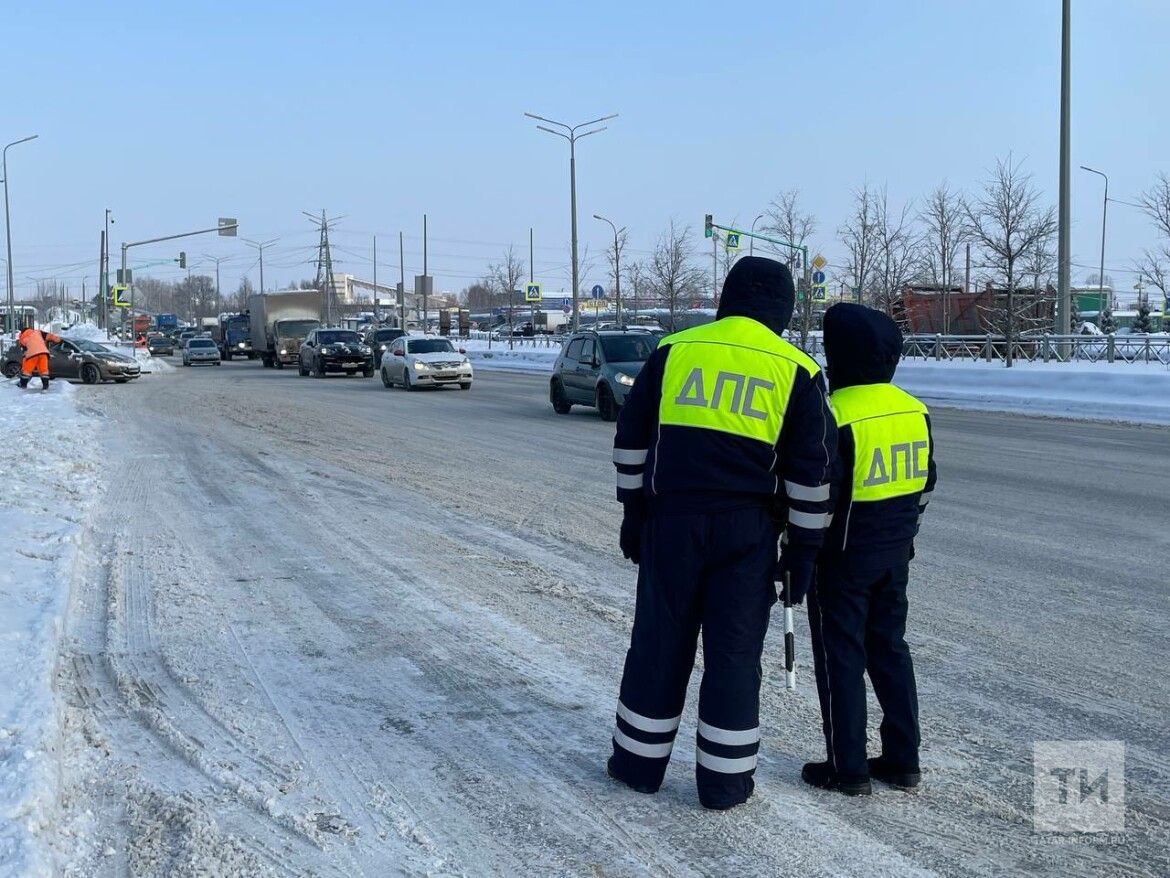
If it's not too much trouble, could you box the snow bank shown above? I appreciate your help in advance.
[895,359,1170,425]
[463,338,561,374]
[0,381,101,876]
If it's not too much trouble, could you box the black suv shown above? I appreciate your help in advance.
[363,326,404,368]
[297,328,375,378]
[550,330,658,420]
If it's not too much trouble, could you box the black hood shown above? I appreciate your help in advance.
[822,303,903,391]
[715,256,795,335]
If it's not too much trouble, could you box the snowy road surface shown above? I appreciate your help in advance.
[46,363,1169,876]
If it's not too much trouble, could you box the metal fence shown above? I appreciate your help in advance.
[900,333,1170,365]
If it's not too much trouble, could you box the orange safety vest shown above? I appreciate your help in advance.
[16,328,60,358]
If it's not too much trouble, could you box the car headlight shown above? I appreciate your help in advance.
[237,342,246,349]
[616,372,636,386]
[279,348,287,355]
[359,345,371,354]
[414,360,429,371]
[379,344,387,351]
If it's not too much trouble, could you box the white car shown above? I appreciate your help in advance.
[379,336,473,391]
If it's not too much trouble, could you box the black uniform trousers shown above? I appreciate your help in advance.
[610,504,776,809]
[807,553,920,782]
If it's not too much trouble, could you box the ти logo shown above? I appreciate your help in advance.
[1033,741,1125,833]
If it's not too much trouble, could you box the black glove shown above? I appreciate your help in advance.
[776,545,817,605]
[619,504,645,565]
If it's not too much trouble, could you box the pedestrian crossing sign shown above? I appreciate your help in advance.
[112,285,130,308]
[725,232,741,251]
[524,282,542,302]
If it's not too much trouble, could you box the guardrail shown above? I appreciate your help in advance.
[900,333,1170,365]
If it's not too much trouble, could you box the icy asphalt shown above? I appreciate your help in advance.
[48,361,1169,877]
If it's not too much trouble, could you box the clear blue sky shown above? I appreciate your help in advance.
[3,0,1167,300]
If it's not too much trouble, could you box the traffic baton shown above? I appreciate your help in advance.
[783,571,796,690]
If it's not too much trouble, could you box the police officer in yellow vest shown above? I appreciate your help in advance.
[803,303,937,796]
[608,256,837,810]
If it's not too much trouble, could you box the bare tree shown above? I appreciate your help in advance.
[919,182,966,332]
[647,220,705,332]
[839,183,879,308]
[872,187,921,322]
[488,246,526,341]
[762,190,817,346]
[1137,173,1170,315]
[626,260,647,320]
[1138,172,1170,240]
[965,156,1057,366]
[461,280,499,311]
[604,227,630,315]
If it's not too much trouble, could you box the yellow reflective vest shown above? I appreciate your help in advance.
[830,383,930,503]
[658,316,820,446]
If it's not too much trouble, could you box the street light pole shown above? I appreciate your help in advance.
[749,213,765,256]
[1056,0,1072,333]
[525,112,617,331]
[243,238,279,295]
[594,214,625,327]
[3,134,38,336]
[1080,166,1109,320]
[202,255,229,312]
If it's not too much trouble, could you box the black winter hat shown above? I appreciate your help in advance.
[716,256,795,335]
[822,302,903,392]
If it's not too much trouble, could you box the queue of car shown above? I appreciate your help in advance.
[35,316,662,422]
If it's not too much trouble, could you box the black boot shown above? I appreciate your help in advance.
[18,376,29,388]
[867,756,921,790]
[801,761,872,796]
[606,756,659,795]
[40,376,49,390]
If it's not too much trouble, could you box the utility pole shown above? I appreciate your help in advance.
[1056,0,1072,333]
[594,214,624,327]
[963,243,971,335]
[202,255,229,312]
[305,211,341,325]
[373,234,378,324]
[530,226,536,332]
[399,230,406,329]
[98,230,106,333]
[243,238,278,296]
[1080,166,1109,319]
[422,214,428,331]
[525,112,618,331]
[712,232,718,305]
[3,134,38,337]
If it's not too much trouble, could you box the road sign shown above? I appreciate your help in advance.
[116,268,132,284]
[811,254,827,271]
[725,232,741,251]
[591,284,604,300]
[812,270,826,285]
[813,284,827,301]
[524,282,542,302]
[563,304,571,314]
[218,217,238,237]
[112,285,130,308]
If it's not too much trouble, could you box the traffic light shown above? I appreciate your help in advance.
[704,214,713,238]
[178,251,187,269]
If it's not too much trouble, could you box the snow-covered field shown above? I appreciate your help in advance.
[0,381,101,876]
